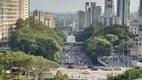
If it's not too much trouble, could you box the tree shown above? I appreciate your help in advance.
[107,69,142,80]
[9,17,65,61]
[75,21,104,42]
[54,70,63,80]
[15,18,27,30]
[54,71,68,80]
[85,37,113,64]
[62,74,68,80]
[105,34,119,46]
[0,52,58,80]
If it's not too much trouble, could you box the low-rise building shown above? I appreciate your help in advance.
[33,10,55,28]
[99,16,121,26]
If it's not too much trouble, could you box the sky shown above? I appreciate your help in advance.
[30,0,140,13]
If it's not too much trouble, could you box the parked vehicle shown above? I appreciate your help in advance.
[67,65,74,69]
[81,70,91,74]
[91,67,98,71]
[114,66,121,70]
[87,65,94,69]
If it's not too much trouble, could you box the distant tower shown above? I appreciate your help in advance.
[85,2,97,27]
[117,0,130,25]
[139,0,142,16]
[64,17,66,26]
[105,0,114,17]
[139,0,142,25]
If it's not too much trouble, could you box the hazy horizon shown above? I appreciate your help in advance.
[30,0,139,13]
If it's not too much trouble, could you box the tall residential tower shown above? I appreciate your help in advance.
[139,0,142,17]
[105,0,114,17]
[0,0,30,44]
[85,2,101,27]
[117,0,130,25]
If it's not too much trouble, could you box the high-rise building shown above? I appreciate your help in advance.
[95,6,102,20]
[33,10,55,28]
[117,0,130,25]
[85,2,101,27]
[105,0,114,17]
[139,0,142,17]
[76,11,85,31]
[85,2,96,27]
[0,0,30,44]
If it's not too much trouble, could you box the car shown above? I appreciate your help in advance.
[91,67,98,71]
[81,70,91,74]
[87,65,94,69]
[135,66,141,69]
[108,66,113,71]
[67,65,74,69]
[80,66,87,70]
[103,66,113,71]
[98,66,105,70]
[114,67,121,70]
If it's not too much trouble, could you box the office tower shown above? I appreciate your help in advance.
[85,2,99,27]
[76,11,85,31]
[139,0,142,16]
[33,10,55,28]
[95,6,102,20]
[105,0,114,17]
[117,0,130,25]
[0,0,30,44]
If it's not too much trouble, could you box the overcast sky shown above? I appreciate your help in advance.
[30,0,140,13]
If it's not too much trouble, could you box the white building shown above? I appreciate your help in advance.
[99,16,121,26]
[66,35,76,42]
[0,0,30,44]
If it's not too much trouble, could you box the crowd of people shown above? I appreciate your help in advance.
[61,44,88,66]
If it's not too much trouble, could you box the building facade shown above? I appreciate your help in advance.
[117,0,130,25]
[95,6,102,21]
[105,0,114,17]
[129,20,139,35]
[99,16,121,26]
[139,0,142,17]
[85,2,102,27]
[0,0,29,44]
[33,10,55,28]
[76,11,85,31]
[85,2,96,27]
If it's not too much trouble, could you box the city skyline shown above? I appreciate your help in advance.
[30,0,139,13]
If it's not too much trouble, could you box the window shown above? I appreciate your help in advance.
[136,43,138,45]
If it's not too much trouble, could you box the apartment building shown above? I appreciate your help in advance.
[33,10,55,28]
[0,0,29,44]
[76,10,85,31]
[98,0,121,26]
[85,2,102,27]
[99,16,121,26]
[105,0,114,17]
[117,0,130,26]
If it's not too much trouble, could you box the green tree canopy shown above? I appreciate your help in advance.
[85,37,113,65]
[9,17,65,62]
[75,21,104,41]
[107,69,142,80]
